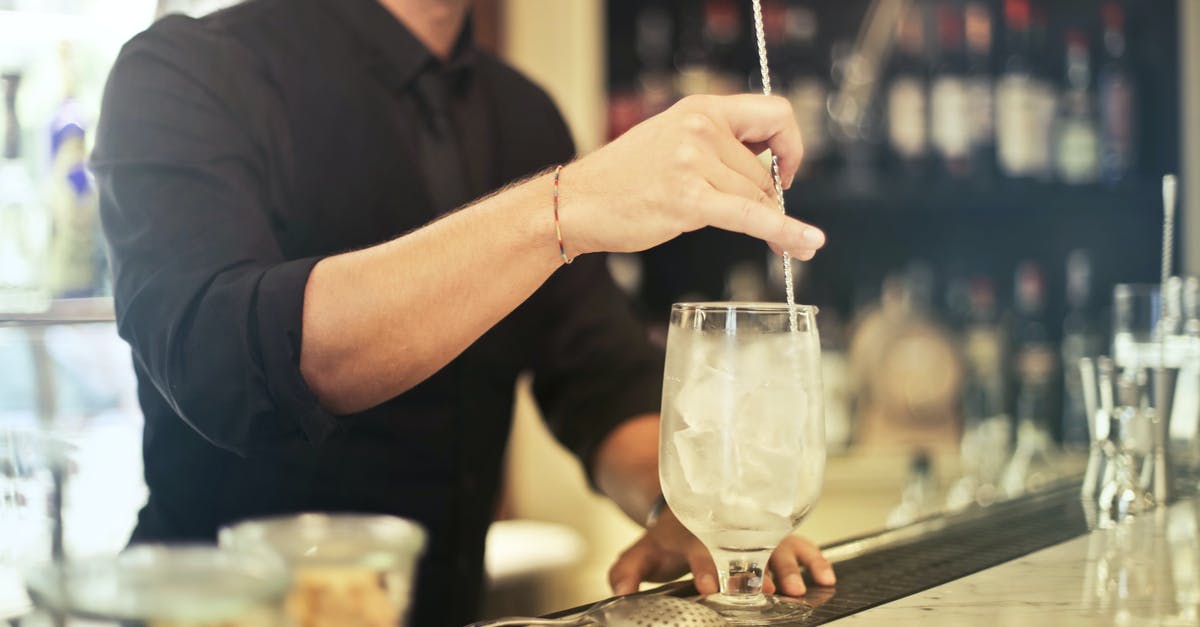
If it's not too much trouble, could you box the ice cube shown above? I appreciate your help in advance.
[673,362,739,432]
[673,426,722,500]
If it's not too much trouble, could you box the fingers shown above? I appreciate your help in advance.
[793,537,837,586]
[702,158,775,209]
[685,545,720,596]
[702,190,825,257]
[768,541,807,597]
[714,132,779,198]
[692,94,804,187]
[608,542,657,596]
[768,536,836,598]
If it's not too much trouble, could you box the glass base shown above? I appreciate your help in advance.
[696,592,814,625]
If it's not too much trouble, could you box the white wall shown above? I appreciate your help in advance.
[501,0,606,155]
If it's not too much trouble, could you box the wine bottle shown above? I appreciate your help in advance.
[996,0,1044,179]
[930,1,971,179]
[1053,28,1100,185]
[46,42,104,297]
[782,3,829,179]
[1061,250,1103,446]
[885,1,931,177]
[1097,1,1135,185]
[964,0,997,181]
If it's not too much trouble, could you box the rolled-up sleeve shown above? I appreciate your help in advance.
[93,18,337,456]
[530,255,665,482]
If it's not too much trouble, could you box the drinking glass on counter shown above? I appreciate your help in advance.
[659,302,825,624]
[21,545,290,626]
[1081,358,1156,528]
[220,513,426,627]
[1112,282,1186,369]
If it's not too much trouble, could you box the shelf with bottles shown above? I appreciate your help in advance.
[606,0,1177,219]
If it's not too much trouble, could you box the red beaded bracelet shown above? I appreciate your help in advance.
[553,165,573,265]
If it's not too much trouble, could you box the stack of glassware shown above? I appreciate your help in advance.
[1080,279,1200,527]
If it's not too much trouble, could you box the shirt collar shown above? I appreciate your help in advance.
[322,0,478,92]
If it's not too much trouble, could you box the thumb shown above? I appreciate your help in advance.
[685,545,720,596]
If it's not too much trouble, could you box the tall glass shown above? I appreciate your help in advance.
[660,302,825,624]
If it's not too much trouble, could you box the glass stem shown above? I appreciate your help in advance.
[712,549,771,603]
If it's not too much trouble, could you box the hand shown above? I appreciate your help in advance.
[607,507,836,598]
[560,94,825,260]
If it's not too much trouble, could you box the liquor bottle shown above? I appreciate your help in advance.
[676,0,740,97]
[634,5,676,119]
[1000,262,1060,495]
[0,71,49,310]
[703,0,741,77]
[675,5,712,98]
[996,0,1049,179]
[849,264,963,450]
[930,1,971,179]
[1053,29,1100,185]
[46,42,103,297]
[947,277,1011,509]
[1097,1,1135,185]
[1061,251,1103,446]
[885,1,930,177]
[1009,262,1058,435]
[1027,4,1056,180]
[782,3,829,179]
[931,2,969,177]
[964,0,997,181]
[963,277,1007,428]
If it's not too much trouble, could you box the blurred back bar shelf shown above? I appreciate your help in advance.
[606,0,1177,301]
[605,0,1181,452]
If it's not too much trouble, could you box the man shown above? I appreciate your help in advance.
[93,0,833,624]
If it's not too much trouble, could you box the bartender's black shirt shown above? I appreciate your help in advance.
[92,1,663,624]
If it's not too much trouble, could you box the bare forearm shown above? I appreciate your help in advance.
[300,171,561,414]
[594,413,663,524]
[299,94,829,415]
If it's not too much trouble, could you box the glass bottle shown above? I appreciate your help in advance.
[782,3,829,179]
[1097,1,1136,185]
[46,42,104,298]
[964,0,997,181]
[885,1,931,177]
[1053,29,1101,185]
[995,0,1047,179]
[1062,250,1103,446]
[930,1,971,179]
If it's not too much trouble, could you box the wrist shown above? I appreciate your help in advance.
[645,494,668,528]
[554,161,596,259]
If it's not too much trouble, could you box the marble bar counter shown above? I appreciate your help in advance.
[838,497,1200,626]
